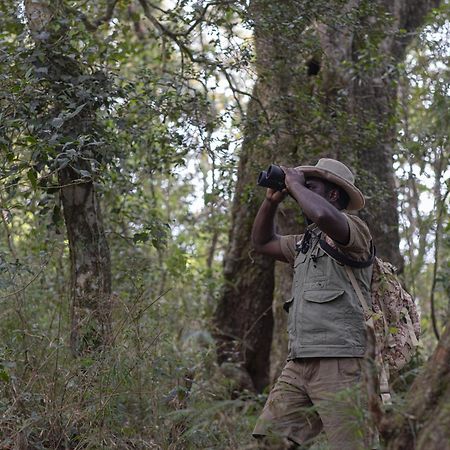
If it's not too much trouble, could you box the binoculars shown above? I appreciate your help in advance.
[257,164,286,191]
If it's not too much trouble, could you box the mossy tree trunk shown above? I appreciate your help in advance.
[212,89,277,393]
[25,0,113,355]
[214,0,439,392]
[59,165,112,355]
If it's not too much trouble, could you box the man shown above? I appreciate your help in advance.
[251,158,373,449]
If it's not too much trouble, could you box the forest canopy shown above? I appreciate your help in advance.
[0,1,449,449]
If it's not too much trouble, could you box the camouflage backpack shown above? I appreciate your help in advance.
[344,256,420,404]
[367,257,420,371]
[346,255,420,358]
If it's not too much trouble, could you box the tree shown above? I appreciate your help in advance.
[371,7,450,447]
[396,8,450,347]
[21,0,118,354]
[1,1,239,446]
[3,0,243,356]
[214,0,440,392]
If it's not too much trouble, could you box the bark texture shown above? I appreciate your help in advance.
[59,167,112,354]
[25,0,113,355]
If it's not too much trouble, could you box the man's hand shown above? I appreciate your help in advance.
[281,166,306,193]
[265,187,288,204]
[253,187,288,262]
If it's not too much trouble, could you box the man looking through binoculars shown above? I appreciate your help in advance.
[251,158,373,449]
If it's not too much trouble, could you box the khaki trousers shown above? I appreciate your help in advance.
[253,358,370,449]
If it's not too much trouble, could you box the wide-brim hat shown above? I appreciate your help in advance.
[295,158,365,210]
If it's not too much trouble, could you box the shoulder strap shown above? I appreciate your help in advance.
[345,265,392,405]
[345,265,389,337]
[319,239,376,268]
[345,266,372,318]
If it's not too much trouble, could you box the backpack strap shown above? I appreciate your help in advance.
[345,265,390,339]
[319,239,376,268]
[345,266,373,324]
[345,265,392,406]
[379,364,392,405]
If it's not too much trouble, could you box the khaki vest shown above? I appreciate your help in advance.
[285,229,372,359]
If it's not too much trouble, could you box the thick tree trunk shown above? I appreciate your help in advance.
[25,0,113,355]
[214,2,334,391]
[214,0,322,390]
[213,91,277,392]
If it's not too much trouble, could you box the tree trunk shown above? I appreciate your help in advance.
[59,167,112,354]
[25,0,113,355]
[213,90,277,392]
[214,1,339,391]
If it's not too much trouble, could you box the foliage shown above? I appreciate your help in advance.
[0,0,250,447]
[396,2,450,352]
[0,0,448,448]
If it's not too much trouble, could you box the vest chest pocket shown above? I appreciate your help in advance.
[302,289,346,331]
[303,289,344,303]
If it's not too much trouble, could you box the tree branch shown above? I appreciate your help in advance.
[137,0,270,125]
[138,0,194,58]
[76,0,120,31]
[144,0,212,36]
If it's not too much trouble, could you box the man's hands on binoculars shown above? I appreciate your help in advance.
[281,166,306,192]
[257,163,306,203]
[265,167,306,204]
[265,187,287,205]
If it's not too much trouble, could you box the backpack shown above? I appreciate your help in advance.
[367,257,420,372]
[320,239,421,402]
[345,257,420,405]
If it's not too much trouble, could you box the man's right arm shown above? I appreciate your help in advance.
[251,189,288,263]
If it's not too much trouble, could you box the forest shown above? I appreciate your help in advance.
[0,0,449,449]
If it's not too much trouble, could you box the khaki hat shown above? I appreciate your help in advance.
[295,158,365,210]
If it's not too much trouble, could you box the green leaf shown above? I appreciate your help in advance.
[0,370,10,383]
[27,169,38,190]
[133,232,149,243]
[66,103,86,120]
